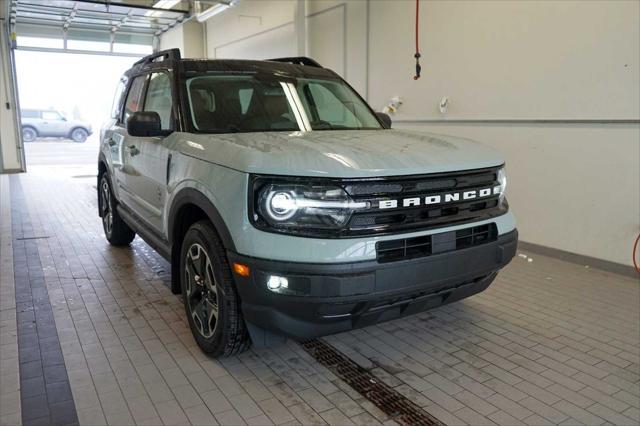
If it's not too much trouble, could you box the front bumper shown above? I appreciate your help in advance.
[229,229,518,340]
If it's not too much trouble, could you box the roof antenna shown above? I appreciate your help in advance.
[413,0,422,80]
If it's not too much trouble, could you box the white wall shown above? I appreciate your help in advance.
[205,0,296,59]
[0,16,24,173]
[368,0,639,120]
[159,20,204,59]
[161,0,640,267]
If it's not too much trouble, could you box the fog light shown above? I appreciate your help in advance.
[267,275,288,291]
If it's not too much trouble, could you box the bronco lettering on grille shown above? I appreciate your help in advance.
[378,185,503,210]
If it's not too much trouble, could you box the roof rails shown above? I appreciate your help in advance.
[133,48,182,67]
[268,57,322,68]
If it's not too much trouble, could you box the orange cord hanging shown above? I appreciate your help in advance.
[413,0,422,80]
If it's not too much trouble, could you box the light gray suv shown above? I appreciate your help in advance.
[98,49,517,357]
[21,109,93,142]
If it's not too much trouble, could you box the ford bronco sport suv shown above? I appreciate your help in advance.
[21,109,92,142]
[98,49,517,357]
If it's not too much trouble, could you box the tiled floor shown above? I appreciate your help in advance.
[0,169,638,426]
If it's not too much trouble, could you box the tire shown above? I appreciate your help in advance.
[99,174,135,246]
[180,221,250,357]
[22,127,37,142]
[70,128,89,143]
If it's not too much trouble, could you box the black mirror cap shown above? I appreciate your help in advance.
[127,111,164,137]
[376,112,392,129]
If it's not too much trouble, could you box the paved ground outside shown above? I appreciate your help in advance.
[0,168,638,426]
[23,138,100,167]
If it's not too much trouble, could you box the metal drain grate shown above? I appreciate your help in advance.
[301,339,445,426]
[15,236,50,241]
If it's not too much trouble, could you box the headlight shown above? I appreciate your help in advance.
[251,177,369,236]
[497,167,507,203]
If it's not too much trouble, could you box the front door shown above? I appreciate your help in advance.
[126,71,175,234]
[112,74,147,212]
[41,110,68,136]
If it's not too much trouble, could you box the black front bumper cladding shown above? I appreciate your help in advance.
[229,229,518,341]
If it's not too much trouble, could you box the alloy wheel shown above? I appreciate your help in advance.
[185,243,219,338]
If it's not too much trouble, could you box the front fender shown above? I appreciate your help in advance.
[167,186,237,252]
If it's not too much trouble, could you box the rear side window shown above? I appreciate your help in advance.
[111,78,127,119]
[122,75,147,124]
[144,73,173,130]
[21,110,39,118]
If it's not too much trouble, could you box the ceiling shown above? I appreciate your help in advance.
[8,0,189,45]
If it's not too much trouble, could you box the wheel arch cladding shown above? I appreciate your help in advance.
[168,188,237,294]
[70,126,89,135]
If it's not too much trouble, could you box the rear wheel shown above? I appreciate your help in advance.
[71,128,88,143]
[99,174,135,246]
[22,127,37,142]
[180,221,250,356]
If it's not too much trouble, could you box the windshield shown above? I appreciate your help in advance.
[185,75,382,133]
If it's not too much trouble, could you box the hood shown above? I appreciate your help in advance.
[177,129,504,178]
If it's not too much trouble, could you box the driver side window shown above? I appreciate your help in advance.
[144,73,173,131]
[122,75,147,125]
[42,111,62,121]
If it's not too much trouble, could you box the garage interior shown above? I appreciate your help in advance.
[0,1,638,425]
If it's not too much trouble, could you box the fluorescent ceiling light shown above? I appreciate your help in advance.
[146,0,181,17]
[196,2,233,23]
[153,0,181,9]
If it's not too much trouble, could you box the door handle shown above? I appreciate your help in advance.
[128,145,140,156]
[107,138,116,147]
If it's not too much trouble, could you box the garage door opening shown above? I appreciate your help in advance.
[7,0,188,175]
[15,49,142,175]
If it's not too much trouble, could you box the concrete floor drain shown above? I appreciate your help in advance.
[15,236,50,240]
[301,339,444,426]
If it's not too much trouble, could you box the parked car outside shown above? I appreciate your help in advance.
[21,108,93,142]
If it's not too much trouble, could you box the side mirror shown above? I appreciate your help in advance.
[127,111,168,137]
[376,112,392,129]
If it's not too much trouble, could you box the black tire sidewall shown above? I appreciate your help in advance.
[99,173,135,246]
[180,223,232,355]
[23,128,36,142]
[72,129,88,142]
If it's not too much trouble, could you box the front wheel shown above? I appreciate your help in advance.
[22,127,37,142]
[71,128,89,143]
[99,174,135,246]
[180,221,250,357]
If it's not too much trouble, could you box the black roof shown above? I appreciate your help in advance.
[125,48,338,79]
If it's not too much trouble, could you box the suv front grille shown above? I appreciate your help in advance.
[344,166,506,237]
[376,224,498,263]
